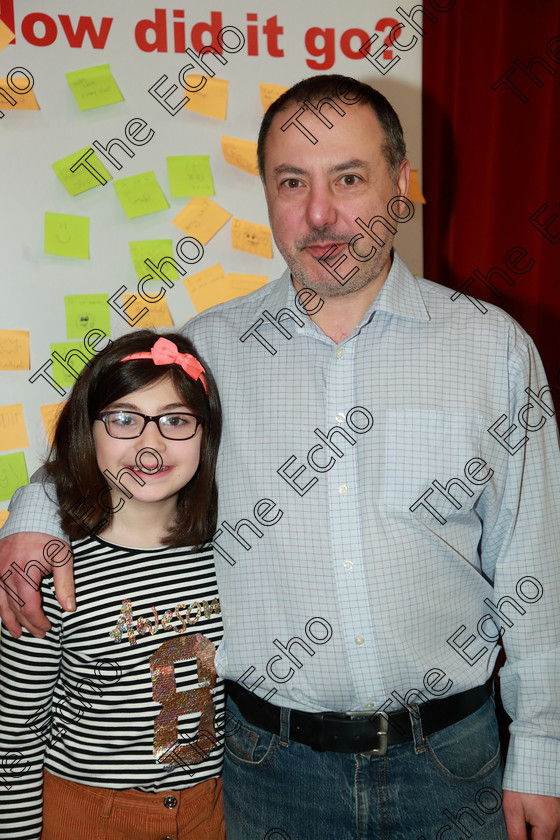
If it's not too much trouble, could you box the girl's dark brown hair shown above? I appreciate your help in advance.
[43,329,221,549]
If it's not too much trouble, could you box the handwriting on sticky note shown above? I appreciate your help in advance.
[113,171,169,219]
[123,295,174,327]
[0,331,29,370]
[0,19,15,51]
[231,218,273,259]
[221,136,259,177]
[0,78,39,110]
[45,212,89,259]
[0,405,28,453]
[183,76,228,120]
[129,240,176,281]
[227,274,268,297]
[167,156,214,198]
[52,147,112,196]
[182,264,230,312]
[66,64,123,110]
[65,294,110,339]
[40,403,65,447]
[0,452,28,502]
[408,170,426,204]
[260,82,289,112]
[173,197,231,245]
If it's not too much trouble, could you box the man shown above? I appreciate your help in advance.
[1,75,559,839]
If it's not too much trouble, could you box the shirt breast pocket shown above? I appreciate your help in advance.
[383,409,485,520]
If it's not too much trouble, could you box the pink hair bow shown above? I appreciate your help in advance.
[120,337,208,394]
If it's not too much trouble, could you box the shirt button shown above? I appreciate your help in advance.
[354,634,365,645]
[337,347,346,359]
[163,796,177,809]
[335,412,346,424]
[338,484,348,495]
[343,560,353,570]
[364,702,374,709]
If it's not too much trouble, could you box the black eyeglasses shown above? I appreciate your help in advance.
[97,411,203,440]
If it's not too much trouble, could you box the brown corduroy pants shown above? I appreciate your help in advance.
[41,770,225,840]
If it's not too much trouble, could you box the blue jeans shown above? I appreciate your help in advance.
[223,694,508,840]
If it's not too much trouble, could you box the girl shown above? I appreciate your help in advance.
[0,329,226,840]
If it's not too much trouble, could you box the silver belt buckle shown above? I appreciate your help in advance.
[345,710,389,756]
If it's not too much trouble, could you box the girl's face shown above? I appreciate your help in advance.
[92,376,202,512]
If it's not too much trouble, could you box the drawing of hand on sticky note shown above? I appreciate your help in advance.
[231,218,273,259]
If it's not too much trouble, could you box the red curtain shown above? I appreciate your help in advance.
[422,0,560,402]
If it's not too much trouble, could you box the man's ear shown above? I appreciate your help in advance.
[396,158,411,199]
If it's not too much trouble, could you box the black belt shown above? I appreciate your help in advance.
[225,678,493,755]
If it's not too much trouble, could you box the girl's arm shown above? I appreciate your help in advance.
[0,584,63,840]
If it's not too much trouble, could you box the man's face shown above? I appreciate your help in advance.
[262,103,409,298]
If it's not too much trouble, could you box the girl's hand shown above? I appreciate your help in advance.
[0,532,74,638]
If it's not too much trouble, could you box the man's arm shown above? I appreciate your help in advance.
[0,481,74,638]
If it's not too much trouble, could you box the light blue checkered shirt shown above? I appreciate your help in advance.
[5,253,560,796]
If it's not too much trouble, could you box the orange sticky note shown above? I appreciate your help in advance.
[40,403,65,446]
[260,82,288,112]
[123,294,174,327]
[231,218,273,259]
[173,197,231,246]
[183,76,229,120]
[227,273,268,297]
[0,19,15,50]
[0,78,39,110]
[0,510,9,529]
[0,330,29,370]
[0,404,28,452]
[409,169,426,204]
[182,264,231,312]
[221,136,259,177]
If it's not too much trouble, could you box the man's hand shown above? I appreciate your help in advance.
[503,790,560,840]
[0,532,74,638]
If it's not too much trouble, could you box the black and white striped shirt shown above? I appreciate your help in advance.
[0,534,225,840]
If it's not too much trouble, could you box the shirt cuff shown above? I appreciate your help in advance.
[503,735,560,797]
[0,483,64,541]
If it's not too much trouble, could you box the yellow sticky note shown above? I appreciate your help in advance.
[123,295,174,327]
[65,294,110,338]
[221,136,259,177]
[0,19,15,51]
[66,64,123,111]
[45,212,89,259]
[129,240,177,281]
[182,264,231,312]
[113,171,169,219]
[231,218,273,259]
[0,405,28,452]
[0,510,9,529]
[52,147,112,196]
[183,76,228,120]
[0,78,39,110]
[227,274,268,297]
[0,452,28,502]
[0,331,29,370]
[40,403,65,446]
[173,197,231,246]
[260,82,289,112]
[409,169,426,204]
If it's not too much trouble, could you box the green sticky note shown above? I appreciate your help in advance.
[167,155,215,198]
[129,240,177,281]
[65,295,110,339]
[45,212,89,259]
[50,342,91,387]
[0,452,28,502]
[52,147,112,196]
[113,171,169,219]
[66,64,124,110]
